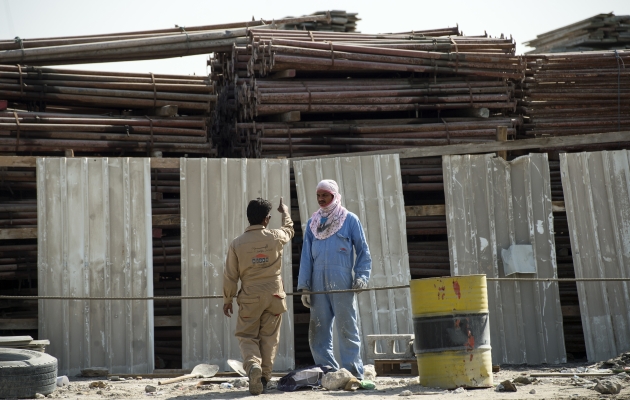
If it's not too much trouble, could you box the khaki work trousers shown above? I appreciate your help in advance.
[236,291,287,380]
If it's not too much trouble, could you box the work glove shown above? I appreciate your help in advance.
[301,294,311,308]
[352,277,368,290]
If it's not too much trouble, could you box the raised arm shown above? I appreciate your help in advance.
[273,197,294,245]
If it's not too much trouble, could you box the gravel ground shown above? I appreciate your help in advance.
[40,364,630,400]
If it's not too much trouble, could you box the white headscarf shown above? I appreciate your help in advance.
[309,179,349,240]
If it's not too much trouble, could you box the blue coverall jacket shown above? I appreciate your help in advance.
[297,212,372,378]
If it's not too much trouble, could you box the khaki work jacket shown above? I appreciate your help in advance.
[223,210,294,306]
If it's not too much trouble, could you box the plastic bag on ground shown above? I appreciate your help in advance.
[277,365,331,392]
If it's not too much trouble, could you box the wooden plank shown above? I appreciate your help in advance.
[405,205,445,217]
[0,156,37,167]
[154,315,181,327]
[0,227,37,240]
[406,202,563,217]
[290,131,630,162]
[0,318,37,330]
[0,206,571,234]
[152,214,180,228]
[0,156,182,169]
[0,216,198,238]
[150,158,180,169]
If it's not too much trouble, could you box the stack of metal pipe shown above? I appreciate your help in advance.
[235,78,516,120]
[230,116,518,158]
[211,27,522,159]
[0,111,215,156]
[524,13,630,54]
[0,66,216,115]
[518,50,630,138]
[212,30,521,83]
[0,16,329,66]
[281,10,360,32]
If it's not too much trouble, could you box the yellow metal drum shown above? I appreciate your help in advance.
[410,275,493,389]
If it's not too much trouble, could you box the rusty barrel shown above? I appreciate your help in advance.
[410,275,493,389]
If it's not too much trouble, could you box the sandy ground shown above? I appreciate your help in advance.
[44,364,630,400]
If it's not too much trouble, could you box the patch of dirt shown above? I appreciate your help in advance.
[45,363,630,400]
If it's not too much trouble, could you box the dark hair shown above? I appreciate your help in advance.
[247,198,272,225]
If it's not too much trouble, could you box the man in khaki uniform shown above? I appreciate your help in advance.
[223,197,294,395]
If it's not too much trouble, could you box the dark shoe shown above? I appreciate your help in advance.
[248,364,263,395]
[261,377,268,393]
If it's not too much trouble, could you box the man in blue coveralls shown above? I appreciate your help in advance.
[297,179,372,379]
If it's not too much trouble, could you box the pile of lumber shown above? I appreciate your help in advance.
[525,13,630,54]
[518,50,630,138]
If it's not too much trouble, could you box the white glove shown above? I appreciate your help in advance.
[301,294,311,308]
[352,278,368,290]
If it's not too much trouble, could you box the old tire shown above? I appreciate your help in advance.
[0,348,57,398]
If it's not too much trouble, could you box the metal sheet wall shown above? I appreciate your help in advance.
[560,151,630,362]
[293,154,412,362]
[443,153,566,365]
[180,158,293,371]
[37,158,154,376]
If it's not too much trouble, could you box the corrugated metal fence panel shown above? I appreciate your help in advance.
[180,158,294,371]
[443,153,566,365]
[293,154,412,362]
[560,151,630,362]
[37,158,154,376]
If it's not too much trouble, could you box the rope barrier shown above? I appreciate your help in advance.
[2,278,629,301]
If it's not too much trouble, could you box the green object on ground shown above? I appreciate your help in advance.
[360,380,376,390]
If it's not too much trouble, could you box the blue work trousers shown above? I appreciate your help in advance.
[308,266,364,379]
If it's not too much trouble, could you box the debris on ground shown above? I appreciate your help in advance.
[593,378,622,395]
[30,364,630,399]
[599,351,630,371]
[321,368,354,390]
[513,376,534,385]
[232,378,248,388]
[364,364,377,381]
[88,381,107,389]
[197,384,214,390]
[344,377,361,391]
[497,379,518,392]
[56,376,69,387]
